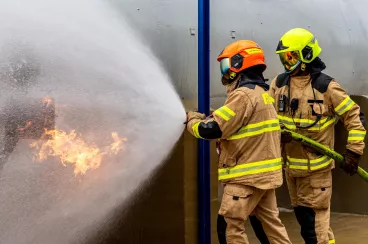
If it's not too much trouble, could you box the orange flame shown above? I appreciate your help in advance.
[30,129,127,176]
[42,96,53,107]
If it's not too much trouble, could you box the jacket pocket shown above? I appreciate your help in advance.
[219,141,237,168]
[219,184,254,221]
[309,175,332,209]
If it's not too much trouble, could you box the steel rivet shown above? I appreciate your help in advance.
[190,27,196,36]
[231,30,236,39]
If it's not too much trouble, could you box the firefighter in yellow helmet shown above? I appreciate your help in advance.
[268,28,366,244]
[185,40,291,244]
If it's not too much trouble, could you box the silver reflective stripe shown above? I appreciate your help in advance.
[288,157,331,167]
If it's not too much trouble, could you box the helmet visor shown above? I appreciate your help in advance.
[220,58,230,76]
[278,51,301,72]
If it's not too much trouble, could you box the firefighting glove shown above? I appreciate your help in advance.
[341,149,361,176]
[184,111,206,125]
[280,124,293,144]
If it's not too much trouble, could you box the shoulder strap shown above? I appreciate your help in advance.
[311,73,334,93]
[276,73,290,88]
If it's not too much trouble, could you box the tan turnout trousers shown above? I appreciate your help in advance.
[285,169,335,244]
[218,183,291,244]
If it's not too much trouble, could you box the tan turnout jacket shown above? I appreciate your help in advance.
[269,72,366,177]
[187,80,283,189]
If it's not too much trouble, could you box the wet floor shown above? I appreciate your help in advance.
[245,211,368,244]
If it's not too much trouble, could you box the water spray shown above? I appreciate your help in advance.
[0,0,185,243]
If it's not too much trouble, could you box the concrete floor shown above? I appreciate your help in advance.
[245,211,368,244]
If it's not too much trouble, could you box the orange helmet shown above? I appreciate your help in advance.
[217,40,266,77]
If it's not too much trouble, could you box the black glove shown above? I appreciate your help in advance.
[341,149,361,176]
[280,125,293,144]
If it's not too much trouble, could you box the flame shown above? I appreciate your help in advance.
[42,96,53,107]
[30,129,127,176]
[110,132,127,155]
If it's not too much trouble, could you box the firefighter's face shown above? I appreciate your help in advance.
[279,51,301,73]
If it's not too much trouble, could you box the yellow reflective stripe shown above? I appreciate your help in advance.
[329,240,335,244]
[218,158,282,180]
[278,115,332,124]
[287,155,333,171]
[334,96,355,115]
[214,106,236,121]
[310,117,336,131]
[350,129,366,134]
[278,115,336,131]
[262,93,275,104]
[246,48,263,54]
[228,119,280,140]
[334,97,349,112]
[348,129,366,141]
[192,122,203,139]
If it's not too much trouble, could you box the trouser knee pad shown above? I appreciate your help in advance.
[249,215,270,244]
[294,206,317,244]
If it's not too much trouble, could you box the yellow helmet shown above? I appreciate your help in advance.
[276,28,322,72]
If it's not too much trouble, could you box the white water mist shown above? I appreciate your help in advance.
[0,0,186,243]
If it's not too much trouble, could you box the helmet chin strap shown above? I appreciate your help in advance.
[229,71,237,79]
[222,71,239,85]
[300,63,306,71]
[284,60,301,74]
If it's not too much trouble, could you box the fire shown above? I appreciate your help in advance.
[42,96,53,107]
[30,129,127,176]
[110,132,127,155]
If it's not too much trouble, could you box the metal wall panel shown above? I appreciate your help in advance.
[111,0,368,109]
[211,0,368,107]
[109,0,198,106]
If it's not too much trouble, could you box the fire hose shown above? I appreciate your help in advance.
[281,128,368,183]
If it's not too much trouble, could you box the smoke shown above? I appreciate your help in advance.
[0,0,185,243]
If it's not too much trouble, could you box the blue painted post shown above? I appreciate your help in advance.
[198,0,211,243]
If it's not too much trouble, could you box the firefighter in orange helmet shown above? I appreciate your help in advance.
[185,40,291,244]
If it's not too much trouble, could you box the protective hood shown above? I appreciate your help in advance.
[229,73,268,93]
[306,57,326,78]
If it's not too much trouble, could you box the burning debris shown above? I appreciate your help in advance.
[30,129,127,176]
